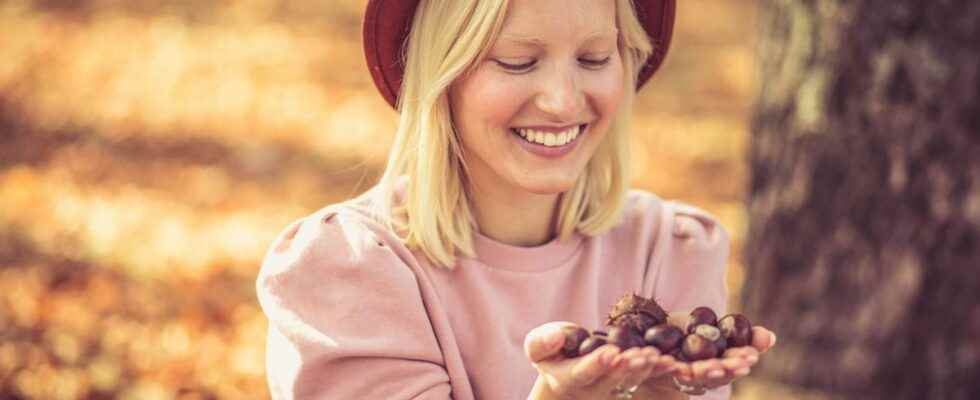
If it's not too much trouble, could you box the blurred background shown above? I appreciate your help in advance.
[3,0,976,399]
[0,0,770,397]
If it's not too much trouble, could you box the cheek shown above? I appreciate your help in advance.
[453,70,528,134]
[589,62,626,118]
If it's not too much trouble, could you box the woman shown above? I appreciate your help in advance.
[256,0,776,399]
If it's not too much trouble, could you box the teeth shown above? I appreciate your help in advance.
[514,125,582,147]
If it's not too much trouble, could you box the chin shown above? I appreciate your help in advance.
[516,174,581,195]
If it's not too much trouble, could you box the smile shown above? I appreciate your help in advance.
[510,124,587,147]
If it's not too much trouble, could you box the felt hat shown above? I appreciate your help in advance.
[363,0,676,109]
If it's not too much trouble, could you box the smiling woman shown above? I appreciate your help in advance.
[255,0,775,399]
[381,0,653,266]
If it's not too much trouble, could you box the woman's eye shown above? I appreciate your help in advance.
[580,56,612,68]
[495,60,536,72]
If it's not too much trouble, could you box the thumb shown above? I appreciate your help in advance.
[524,321,575,363]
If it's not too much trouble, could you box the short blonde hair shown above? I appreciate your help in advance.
[365,0,653,269]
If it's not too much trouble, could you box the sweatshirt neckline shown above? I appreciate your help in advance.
[471,228,585,272]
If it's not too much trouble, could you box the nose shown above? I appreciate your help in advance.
[534,63,586,122]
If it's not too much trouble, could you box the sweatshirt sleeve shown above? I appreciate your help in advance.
[645,201,732,399]
[255,208,451,399]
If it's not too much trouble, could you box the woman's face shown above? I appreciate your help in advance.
[449,0,625,195]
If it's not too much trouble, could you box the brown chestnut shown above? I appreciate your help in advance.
[608,326,646,350]
[686,306,718,333]
[670,348,687,362]
[578,334,608,356]
[609,312,657,334]
[718,314,753,348]
[644,324,684,353]
[607,293,669,326]
[681,333,719,361]
[560,326,591,358]
[693,324,727,354]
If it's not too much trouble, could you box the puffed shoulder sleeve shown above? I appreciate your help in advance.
[645,201,730,316]
[255,208,451,399]
[643,201,732,399]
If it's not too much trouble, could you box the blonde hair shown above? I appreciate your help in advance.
[364,0,654,269]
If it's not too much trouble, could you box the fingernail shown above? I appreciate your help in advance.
[771,333,778,346]
[629,358,646,369]
[735,367,751,376]
[747,355,758,363]
[708,370,724,379]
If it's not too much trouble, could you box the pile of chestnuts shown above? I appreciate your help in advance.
[559,293,753,362]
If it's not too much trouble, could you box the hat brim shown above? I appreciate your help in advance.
[364,0,676,110]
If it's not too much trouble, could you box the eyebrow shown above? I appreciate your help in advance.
[497,28,618,49]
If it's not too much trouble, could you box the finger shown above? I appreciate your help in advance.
[691,358,725,381]
[524,321,576,363]
[724,346,760,365]
[647,354,679,378]
[751,327,777,353]
[733,366,752,379]
[614,347,649,375]
[674,360,693,379]
[619,348,659,389]
[569,344,621,387]
[696,361,733,389]
[672,361,694,381]
[720,355,751,371]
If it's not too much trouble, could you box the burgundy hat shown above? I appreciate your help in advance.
[363,0,676,110]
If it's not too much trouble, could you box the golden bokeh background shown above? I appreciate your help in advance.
[0,0,803,398]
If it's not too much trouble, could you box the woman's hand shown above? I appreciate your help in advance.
[525,322,678,400]
[670,325,777,394]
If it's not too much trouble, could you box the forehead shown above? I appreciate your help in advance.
[498,0,618,44]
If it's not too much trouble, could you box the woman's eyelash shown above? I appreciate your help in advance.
[496,56,612,72]
[496,60,537,71]
[581,56,611,66]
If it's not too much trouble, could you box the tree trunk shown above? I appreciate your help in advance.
[743,1,980,399]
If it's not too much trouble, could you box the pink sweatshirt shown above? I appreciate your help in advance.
[256,184,731,399]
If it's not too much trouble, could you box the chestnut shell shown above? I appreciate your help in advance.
[609,312,658,334]
[607,293,668,326]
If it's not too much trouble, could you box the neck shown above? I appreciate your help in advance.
[467,180,561,247]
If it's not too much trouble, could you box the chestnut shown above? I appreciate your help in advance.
[578,334,608,356]
[718,314,753,348]
[686,306,718,333]
[560,326,591,358]
[644,324,684,353]
[670,348,687,362]
[607,293,668,326]
[681,333,719,361]
[693,324,727,354]
[608,326,646,350]
[609,312,657,334]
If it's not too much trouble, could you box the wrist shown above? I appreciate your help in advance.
[633,376,690,400]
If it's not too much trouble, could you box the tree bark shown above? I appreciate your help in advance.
[744,1,980,399]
